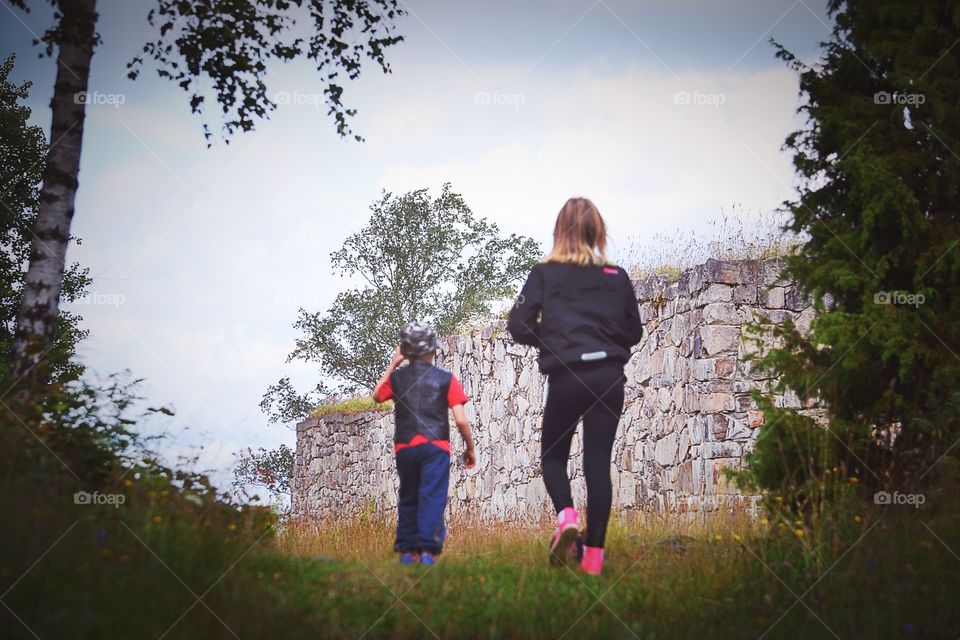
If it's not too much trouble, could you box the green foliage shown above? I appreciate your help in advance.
[735,0,960,516]
[233,443,295,499]
[0,53,90,377]
[279,183,541,399]
[3,351,958,637]
[128,0,406,143]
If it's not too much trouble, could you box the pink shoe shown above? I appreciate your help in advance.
[549,507,580,566]
[581,546,604,575]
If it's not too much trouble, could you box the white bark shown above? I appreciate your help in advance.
[11,0,97,378]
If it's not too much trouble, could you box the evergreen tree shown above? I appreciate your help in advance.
[740,0,960,507]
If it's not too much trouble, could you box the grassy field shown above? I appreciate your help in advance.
[5,489,959,640]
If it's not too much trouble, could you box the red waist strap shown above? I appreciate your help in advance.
[395,433,451,453]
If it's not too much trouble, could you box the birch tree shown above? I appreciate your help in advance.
[7,0,405,381]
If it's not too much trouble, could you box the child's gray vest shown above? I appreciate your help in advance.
[390,360,452,444]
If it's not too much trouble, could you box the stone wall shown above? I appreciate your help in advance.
[292,257,816,522]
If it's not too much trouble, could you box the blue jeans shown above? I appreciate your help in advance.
[394,444,450,554]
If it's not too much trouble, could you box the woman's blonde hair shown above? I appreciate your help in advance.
[544,197,609,266]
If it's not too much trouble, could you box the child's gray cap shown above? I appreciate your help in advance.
[400,321,439,357]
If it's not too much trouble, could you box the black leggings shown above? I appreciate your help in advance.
[540,360,625,548]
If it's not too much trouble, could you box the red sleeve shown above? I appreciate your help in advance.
[374,375,394,403]
[447,375,469,407]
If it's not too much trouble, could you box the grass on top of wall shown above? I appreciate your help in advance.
[311,395,393,418]
[618,206,805,281]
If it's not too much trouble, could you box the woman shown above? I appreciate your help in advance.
[507,197,644,575]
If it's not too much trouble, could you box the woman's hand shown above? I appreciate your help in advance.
[462,447,477,469]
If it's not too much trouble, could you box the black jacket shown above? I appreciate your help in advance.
[390,360,452,444]
[507,262,644,374]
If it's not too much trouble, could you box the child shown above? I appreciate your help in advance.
[372,321,477,565]
[507,197,644,575]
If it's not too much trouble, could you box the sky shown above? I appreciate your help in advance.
[1,0,834,491]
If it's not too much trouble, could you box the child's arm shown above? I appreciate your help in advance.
[372,346,406,402]
[451,404,476,468]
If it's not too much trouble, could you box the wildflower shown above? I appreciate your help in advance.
[152,516,162,524]
[228,523,237,532]
[794,529,804,538]
[714,534,723,542]
[793,520,802,526]
[774,496,783,503]
[848,476,859,484]
[759,518,769,527]
[732,533,742,542]
[101,548,113,557]
[479,575,486,584]
[853,515,862,524]
[123,479,133,488]
[160,490,169,497]
[777,522,786,529]
[120,555,130,563]
[148,491,157,499]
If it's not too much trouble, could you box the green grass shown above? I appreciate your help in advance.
[3,383,958,639]
[311,395,392,417]
[6,492,958,639]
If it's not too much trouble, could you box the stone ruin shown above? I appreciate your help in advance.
[292,257,816,522]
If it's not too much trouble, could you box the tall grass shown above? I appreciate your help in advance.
[617,205,804,281]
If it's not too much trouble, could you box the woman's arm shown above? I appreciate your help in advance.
[507,267,544,346]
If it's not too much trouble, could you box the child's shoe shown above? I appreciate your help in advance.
[419,552,436,566]
[580,546,604,575]
[399,552,417,565]
[548,507,580,566]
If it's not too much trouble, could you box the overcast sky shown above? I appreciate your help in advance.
[2,0,832,489]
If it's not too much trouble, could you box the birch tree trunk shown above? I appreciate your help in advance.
[10,0,97,380]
